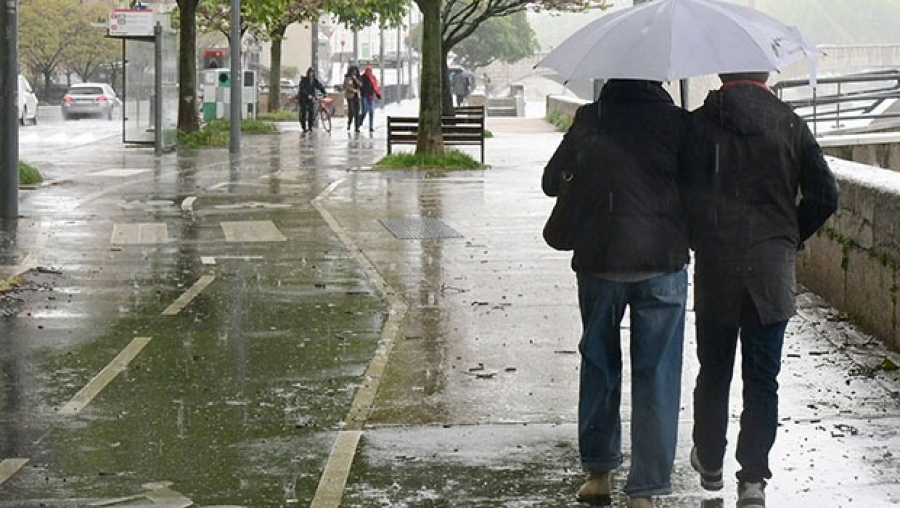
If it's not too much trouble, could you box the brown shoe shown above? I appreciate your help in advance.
[626,496,654,508]
[576,471,612,504]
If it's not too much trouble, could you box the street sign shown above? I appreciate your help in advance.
[108,8,156,37]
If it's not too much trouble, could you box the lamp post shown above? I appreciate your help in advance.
[229,0,241,154]
[1,0,19,218]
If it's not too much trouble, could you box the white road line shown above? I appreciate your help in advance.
[58,337,152,415]
[161,275,216,316]
[309,431,362,508]
[0,458,29,486]
[309,180,409,508]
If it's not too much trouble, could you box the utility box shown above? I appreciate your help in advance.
[202,68,257,121]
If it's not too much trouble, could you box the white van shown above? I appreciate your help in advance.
[18,74,38,125]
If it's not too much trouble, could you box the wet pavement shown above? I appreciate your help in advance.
[1,100,899,507]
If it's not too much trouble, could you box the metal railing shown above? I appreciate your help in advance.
[773,68,900,135]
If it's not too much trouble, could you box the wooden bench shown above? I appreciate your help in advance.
[453,105,486,117]
[387,111,486,163]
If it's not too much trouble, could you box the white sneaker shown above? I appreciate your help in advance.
[737,481,766,507]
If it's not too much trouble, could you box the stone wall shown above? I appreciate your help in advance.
[820,133,900,173]
[798,160,900,350]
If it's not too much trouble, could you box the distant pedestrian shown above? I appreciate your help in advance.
[542,79,690,508]
[451,71,471,107]
[358,65,381,133]
[343,65,363,133]
[482,73,493,96]
[298,67,326,133]
[682,72,839,508]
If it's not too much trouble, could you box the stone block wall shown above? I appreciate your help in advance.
[798,159,900,350]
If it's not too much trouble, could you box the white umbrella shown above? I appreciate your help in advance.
[535,0,818,83]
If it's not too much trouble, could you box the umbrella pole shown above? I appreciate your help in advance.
[680,78,690,109]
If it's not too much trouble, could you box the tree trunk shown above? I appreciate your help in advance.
[177,0,200,133]
[268,26,286,112]
[414,0,443,156]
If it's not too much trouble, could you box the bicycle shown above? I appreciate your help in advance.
[315,94,333,133]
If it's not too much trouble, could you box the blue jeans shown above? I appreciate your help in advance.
[577,269,687,497]
[359,96,376,131]
[692,297,787,484]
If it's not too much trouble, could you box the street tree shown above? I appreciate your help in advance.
[19,0,82,90]
[412,0,443,155]
[439,0,607,113]
[259,0,325,111]
[327,0,407,32]
[451,11,537,71]
[176,0,202,132]
[65,4,120,84]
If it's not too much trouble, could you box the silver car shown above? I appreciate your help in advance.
[62,83,121,120]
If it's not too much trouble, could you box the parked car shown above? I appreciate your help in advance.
[18,74,38,126]
[61,83,121,120]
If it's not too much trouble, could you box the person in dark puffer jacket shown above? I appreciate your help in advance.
[542,79,689,508]
[682,72,839,508]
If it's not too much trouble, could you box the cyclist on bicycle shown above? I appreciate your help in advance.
[298,67,326,133]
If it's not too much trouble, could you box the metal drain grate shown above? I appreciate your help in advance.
[378,218,464,240]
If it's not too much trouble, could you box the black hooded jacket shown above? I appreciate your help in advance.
[542,80,690,274]
[683,83,839,325]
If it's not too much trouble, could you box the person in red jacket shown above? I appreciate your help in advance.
[358,65,381,133]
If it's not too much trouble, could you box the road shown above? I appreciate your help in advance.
[18,106,121,161]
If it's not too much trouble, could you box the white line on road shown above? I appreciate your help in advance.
[0,458,29,486]
[58,337,152,415]
[161,275,216,316]
[309,180,409,508]
[309,431,362,508]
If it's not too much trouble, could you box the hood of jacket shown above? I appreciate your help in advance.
[599,79,674,107]
[698,84,787,136]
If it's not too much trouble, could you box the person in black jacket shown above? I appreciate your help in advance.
[542,79,690,508]
[298,67,326,133]
[682,72,839,508]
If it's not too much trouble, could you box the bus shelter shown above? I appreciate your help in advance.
[108,8,178,154]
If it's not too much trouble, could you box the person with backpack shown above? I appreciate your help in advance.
[358,65,381,133]
[542,79,691,508]
[343,65,363,133]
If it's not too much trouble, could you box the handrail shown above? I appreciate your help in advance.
[772,68,900,136]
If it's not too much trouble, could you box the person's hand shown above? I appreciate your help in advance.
[376,93,382,100]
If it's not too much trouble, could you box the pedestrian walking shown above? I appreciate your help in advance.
[358,65,381,133]
[343,65,363,133]
[451,71,471,107]
[542,79,690,508]
[682,72,840,508]
[298,67,326,133]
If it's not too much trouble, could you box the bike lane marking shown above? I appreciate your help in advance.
[309,179,409,508]
[161,275,216,316]
[0,459,29,486]
[58,337,152,415]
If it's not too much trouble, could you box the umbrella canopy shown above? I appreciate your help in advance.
[535,0,817,82]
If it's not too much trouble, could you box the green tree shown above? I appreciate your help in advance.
[438,0,606,113]
[19,0,81,90]
[451,11,537,70]
[261,0,325,111]
[65,4,120,84]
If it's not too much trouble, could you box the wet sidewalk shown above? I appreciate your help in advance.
[1,102,899,507]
